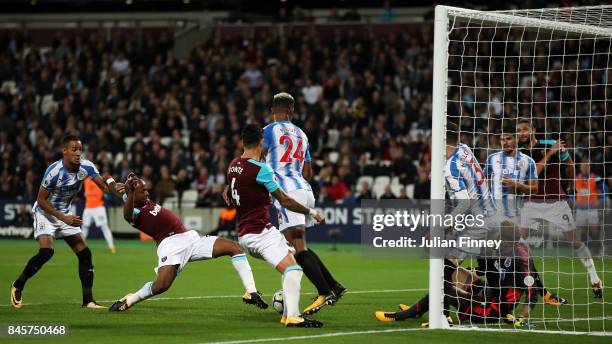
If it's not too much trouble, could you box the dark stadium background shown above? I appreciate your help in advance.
[0,0,608,240]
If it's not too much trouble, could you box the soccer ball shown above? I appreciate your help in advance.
[272,290,284,314]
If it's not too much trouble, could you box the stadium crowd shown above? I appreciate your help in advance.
[0,15,609,212]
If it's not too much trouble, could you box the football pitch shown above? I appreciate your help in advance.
[0,239,610,344]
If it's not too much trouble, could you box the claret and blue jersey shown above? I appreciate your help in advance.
[33,158,100,215]
[263,121,312,193]
[227,157,282,237]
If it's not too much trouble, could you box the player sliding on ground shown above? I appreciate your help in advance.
[263,92,346,315]
[107,174,268,312]
[225,124,326,328]
[10,134,123,309]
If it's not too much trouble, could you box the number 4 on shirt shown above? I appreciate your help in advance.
[279,135,304,163]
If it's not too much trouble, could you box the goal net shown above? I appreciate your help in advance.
[429,5,611,334]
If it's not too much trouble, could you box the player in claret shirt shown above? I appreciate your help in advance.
[225,124,326,328]
[517,119,602,297]
[107,174,267,312]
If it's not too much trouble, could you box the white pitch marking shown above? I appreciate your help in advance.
[0,288,427,307]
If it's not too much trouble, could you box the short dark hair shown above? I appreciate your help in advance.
[500,125,516,136]
[517,118,531,128]
[446,121,460,145]
[272,92,295,110]
[242,124,263,148]
[62,134,80,147]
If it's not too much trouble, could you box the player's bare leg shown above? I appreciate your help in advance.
[110,265,178,311]
[211,238,267,309]
[11,235,54,309]
[64,234,104,308]
[565,230,602,297]
[284,227,344,315]
[275,253,322,328]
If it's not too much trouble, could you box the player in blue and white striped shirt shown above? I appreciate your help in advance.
[485,129,538,225]
[11,135,124,310]
[444,139,496,218]
[263,92,345,316]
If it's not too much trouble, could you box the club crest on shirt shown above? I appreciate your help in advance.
[77,169,87,180]
[161,256,167,262]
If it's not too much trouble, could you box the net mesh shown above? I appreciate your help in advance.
[441,5,611,333]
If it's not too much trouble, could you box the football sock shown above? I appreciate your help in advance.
[76,248,95,305]
[576,243,600,284]
[309,249,339,288]
[231,254,257,293]
[282,265,303,318]
[126,282,153,307]
[281,274,287,317]
[13,248,54,290]
[396,294,430,320]
[100,223,115,250]
[295,250,331,296]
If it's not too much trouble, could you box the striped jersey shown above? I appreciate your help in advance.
[33,158,100,215]
[263,121,312,193]
[445,143,496,216]
[485,151,537,218]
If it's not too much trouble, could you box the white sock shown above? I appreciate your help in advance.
[576,243,600,284]
[101,224,115,249]
[281,274,287,317]
[282,265,303,318]
[126,281,153,307]
[231,254,257,293]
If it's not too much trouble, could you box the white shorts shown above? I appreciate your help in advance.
[274,189,315,231]
[155,230,218,274]
[239,227,291,268]
[33,210,82,239]
[575,209,599,226]
[520,201,575,232]
[82,207,108,228]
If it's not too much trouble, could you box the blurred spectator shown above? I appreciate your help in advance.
[379,185,396,199]
[193,166,213,207]
[302,79,323,106]
[380,1,397,22]
[413,169,431,199]
[357,180,374,200]
[327,175,348,202]
[155,165,176,205]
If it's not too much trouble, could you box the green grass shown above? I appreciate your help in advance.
[0,239,610,344]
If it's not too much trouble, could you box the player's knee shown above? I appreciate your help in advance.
[38,248,54,263]
[229,241,244,256]
[152,281,172,294]
[76,247,93,265]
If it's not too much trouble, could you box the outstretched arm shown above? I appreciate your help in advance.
[123,180,138,223]
[92,174,126,200]
[271,188,325,224]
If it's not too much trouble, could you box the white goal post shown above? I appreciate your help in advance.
[430,5,612,332]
